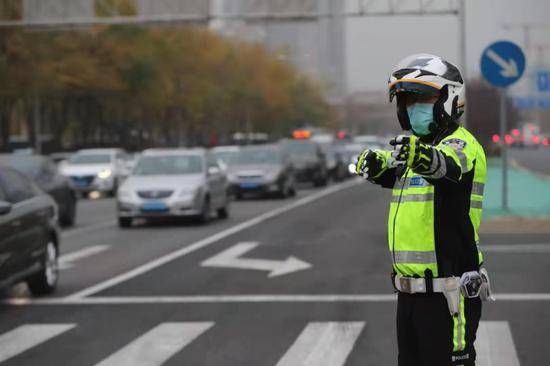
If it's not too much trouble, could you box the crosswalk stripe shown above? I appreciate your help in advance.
[276,322,365,366]
[476,321,520,366]
[94,322,214,366]
[0,324,76,363]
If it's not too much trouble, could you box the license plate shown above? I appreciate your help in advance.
[240,182,259,189]
[74,180,89,187]
[141,202,168,211]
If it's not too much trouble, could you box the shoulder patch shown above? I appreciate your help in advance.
[442,138,467,150]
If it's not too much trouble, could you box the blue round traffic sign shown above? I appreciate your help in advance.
[481,41,526,88]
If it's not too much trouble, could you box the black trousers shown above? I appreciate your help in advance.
[397,292,482,366]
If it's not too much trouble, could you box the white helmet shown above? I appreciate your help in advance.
[388,53,465,132]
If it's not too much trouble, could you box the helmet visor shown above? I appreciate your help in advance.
[389,80,440,102]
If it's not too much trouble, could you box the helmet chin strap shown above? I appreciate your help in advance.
[396,95,411,130]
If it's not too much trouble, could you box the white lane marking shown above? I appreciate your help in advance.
[95,322,213,366]
[66,180,360,299]
[201,242,312,278]
[0,324,76,363]
[276,322,365,366]
[62,220,115,239]
[482,243,550,253]
[476,321,520,366]
[4,294,395,305]
[59,245,111,269]
[493,293,550,301]
[4,293,550,306]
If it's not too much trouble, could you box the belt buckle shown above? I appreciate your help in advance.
[399,277,413,293]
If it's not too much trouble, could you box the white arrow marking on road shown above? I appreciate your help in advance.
[276,322,365,366]
[95,322,214,366]
[0,324,76,363]
[476,321,520,366]
[201,242,312,278]
[59,245,111,270]
[486,49,519,78]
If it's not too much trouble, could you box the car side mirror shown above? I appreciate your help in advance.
[0,201,12,215]
[208,166,220,176]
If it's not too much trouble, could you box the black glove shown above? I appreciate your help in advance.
[389,135,434,175]
[355,149,387,179]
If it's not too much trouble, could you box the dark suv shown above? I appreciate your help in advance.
[0,167,60,295]
[0,154,77,227]
[282,139,328,186]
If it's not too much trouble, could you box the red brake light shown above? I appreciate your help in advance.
[292,130,311,139]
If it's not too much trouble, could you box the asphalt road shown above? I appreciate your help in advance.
[0,179,549,365]
[509,147,550,176]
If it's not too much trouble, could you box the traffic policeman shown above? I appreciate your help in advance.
[356,54,493,366]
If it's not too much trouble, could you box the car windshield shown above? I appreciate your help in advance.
[134,155,203,175]
[284,141,317,161]
[0,156,42,179]
[213,151,240,167]
[69,154,112,164]
[238,148,281,165]
[324,148,337,163]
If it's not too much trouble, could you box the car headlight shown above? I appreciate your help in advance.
[179,187,198,198]
[265,170,280,181]
[97,169,112,179]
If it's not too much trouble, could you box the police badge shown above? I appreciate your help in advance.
[442,138,467,150]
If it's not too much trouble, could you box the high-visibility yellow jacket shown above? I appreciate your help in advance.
[373,126,486,278]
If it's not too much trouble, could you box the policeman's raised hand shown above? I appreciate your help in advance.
[355,149,371,177]
[388,135,411,168]
[390,135,435,174]
[355,149,385,179]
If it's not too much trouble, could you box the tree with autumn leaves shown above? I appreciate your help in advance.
[0,25,334,151]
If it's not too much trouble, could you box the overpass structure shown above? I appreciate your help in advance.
[0,1,460,26]
[0,0,463,99]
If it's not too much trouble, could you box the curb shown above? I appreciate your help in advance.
[509,158,550,182]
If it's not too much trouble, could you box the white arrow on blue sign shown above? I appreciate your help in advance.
[481,41,526,88]
[537,70,550,92]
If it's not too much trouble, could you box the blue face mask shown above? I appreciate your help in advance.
[407,103,434,136]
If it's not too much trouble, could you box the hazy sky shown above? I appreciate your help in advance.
[346,0,550,92]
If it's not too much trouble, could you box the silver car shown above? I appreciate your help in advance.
[60,148,129,197]
[212,145,241,170]
[116,148,230,227]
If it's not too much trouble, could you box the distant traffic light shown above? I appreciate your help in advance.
[336,131,348,140]
[492,134,500,143]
